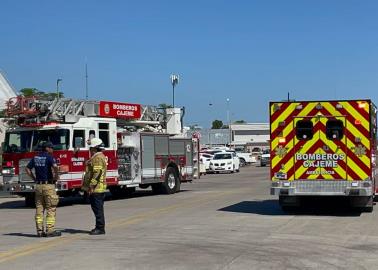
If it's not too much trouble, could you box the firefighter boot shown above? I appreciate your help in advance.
[89,228,105,235]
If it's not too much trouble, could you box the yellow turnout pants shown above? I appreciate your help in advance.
[35,184,59,233]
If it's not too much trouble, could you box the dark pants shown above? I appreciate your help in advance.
[89,193,105,231]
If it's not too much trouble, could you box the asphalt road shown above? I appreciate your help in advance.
[1,166,378,270]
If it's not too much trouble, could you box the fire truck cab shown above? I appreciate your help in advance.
[270,99,378,212]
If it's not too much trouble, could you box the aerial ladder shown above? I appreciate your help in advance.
[6,96,183,134]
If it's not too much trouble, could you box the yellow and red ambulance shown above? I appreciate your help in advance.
[270,99,378,211]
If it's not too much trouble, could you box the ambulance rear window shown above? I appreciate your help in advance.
[296,120,313,140]
[326,120,343,140]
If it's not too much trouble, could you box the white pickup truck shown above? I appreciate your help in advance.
[235,151,256,166]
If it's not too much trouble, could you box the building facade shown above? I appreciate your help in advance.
[230,123,269,148]
[186,123,269,151]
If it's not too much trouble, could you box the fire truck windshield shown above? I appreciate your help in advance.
[4,129,70,153]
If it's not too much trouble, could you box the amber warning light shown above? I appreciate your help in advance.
[358,102,367,109]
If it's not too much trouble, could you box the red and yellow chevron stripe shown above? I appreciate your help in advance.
[270,100,373,181]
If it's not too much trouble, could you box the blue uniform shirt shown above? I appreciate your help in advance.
[27,152,57,181]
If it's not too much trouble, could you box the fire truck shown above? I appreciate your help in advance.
[270,99,378,212]
[1,96,199,206]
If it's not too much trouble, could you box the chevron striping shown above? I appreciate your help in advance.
[271,103,316,150]
[271,103,298,135]
[340,101,370,131]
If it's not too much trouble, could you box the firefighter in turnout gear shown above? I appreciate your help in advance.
[26,142,61,237]
[82,138,107,235]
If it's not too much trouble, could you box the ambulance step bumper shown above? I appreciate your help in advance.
[271,180,373,196]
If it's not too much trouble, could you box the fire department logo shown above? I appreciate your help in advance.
[353,144,366,157]
[104,104,110,114]
[275,145,287,158]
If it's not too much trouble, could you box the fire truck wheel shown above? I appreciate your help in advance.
[81,192,90,204]
[25,194,36,208]
[109,186,124,199]
[161,167,179,194]
[125,187,136,195]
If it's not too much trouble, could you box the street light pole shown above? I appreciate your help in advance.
[56,78,62,99]
[170,74,179,107]
[226,98,231,147]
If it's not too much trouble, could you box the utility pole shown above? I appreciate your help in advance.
[85,63,89,100]
[226,98,231,147]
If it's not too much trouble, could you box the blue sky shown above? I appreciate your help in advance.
[1,0,378,127]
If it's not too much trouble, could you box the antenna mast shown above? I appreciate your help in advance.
[85,62,88,100]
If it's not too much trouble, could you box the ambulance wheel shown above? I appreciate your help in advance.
[279,195,300,212]
[25,194,35,208]
[362,196,374,213]
[160,167,179,194]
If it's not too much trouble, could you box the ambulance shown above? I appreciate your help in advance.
[270,100,378,212]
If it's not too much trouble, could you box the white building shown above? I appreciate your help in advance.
[230,123,269,150]
[0,71,16,109]
[0,70,17,144]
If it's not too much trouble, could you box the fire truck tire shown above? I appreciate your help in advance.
[25,194,36,208]
[81,192,90,204]
[159,167,179,194]
[109,186,136,198]
[109,186,124,198]
[151,184,162,194]
[125,187,136,195]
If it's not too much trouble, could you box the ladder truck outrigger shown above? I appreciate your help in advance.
[270,99,378,212]
[1,96,200,206]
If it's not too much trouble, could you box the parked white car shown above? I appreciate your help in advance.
[209,152,240,173]
[200,153,213,171]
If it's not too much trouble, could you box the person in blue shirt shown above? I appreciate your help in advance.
[26,141,61,237]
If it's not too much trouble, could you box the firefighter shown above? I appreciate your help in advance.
[82,137,107,235]
[26,141,61,237]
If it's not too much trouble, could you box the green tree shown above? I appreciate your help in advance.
[19,88,64,99]
[233,120,246,124]
[212,120,224,129]
[158,103,173,109]
[20,88,40,97]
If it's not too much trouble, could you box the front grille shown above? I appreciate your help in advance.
[214,163,219,166]
[293,181,348,193]
[221,163,225,166]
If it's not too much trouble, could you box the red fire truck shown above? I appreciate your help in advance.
[270,99,378,212]
[1,96,199,206]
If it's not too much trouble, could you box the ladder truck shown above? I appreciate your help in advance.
[1,96,200,206]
